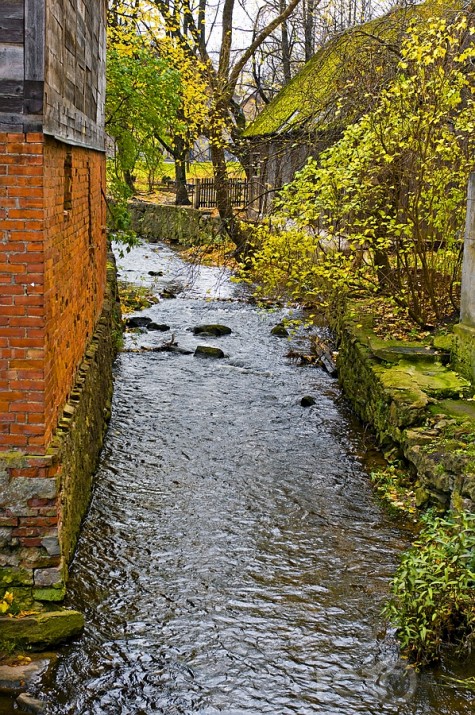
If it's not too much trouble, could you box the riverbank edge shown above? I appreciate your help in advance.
[332,306,475,511]
[0,253,121,652]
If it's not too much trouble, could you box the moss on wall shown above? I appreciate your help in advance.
[128,201,223,245]
[52,256,121,577]
[334,310,475,510]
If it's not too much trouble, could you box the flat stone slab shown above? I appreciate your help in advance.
[0,654,57,694]
[432,399,475,421]
[192,324,232,336]
[368,338,449,364]
[379,361,471,401]
[0,610,84,650]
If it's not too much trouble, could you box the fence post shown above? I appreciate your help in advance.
[193,178,201,210]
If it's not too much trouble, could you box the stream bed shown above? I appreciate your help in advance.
[29,240,475,713]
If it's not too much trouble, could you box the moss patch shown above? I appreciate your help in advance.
[334,304,475,509]
[0,610,84,651]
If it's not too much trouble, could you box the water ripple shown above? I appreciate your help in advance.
[41,240,475,715]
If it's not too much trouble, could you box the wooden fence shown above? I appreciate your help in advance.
[165,178,249,209]
[193,178,249,209]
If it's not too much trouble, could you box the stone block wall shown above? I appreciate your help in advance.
[128,200,222,245]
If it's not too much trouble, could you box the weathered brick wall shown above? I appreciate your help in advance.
[0,132,46,453]
[0,133,107,454]
[0,132,113,605]
[43,138,107,448]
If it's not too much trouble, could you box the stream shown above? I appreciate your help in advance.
[24,240,475,712]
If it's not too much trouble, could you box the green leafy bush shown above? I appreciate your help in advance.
[384,510,475,665]
[250,13,475,328]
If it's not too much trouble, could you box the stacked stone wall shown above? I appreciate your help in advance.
[128,200,222,245]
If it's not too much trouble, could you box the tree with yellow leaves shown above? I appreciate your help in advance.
[106,2,208,207]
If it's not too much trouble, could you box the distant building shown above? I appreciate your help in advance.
[243,0,451,214]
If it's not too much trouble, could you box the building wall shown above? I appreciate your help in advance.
[0,131,113,604]
[0,132,107,454]
[0,0,45,133]
[0,131,47,452]
[44,0,106,150]
[0,0,110,608]
[43,137,107,446]
[0,0,106,148]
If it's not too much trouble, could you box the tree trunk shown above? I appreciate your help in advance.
[210,142,248,258]
[304,0,315,61]
[174,135,191,206]
[124,169,135,193]
[280,0,292,83]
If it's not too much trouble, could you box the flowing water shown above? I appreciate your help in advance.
[13,239,475,713]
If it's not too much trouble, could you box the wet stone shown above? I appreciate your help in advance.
[301,396,316,407]
[148,270,163,277]
[194,346,225,359]
[0,654,57,695]
[147,323,170,332]
[160,290,176,299]
[271,323,289,337]
[192,324,232,336]
[16,693,47,714]
[125,316,152,328]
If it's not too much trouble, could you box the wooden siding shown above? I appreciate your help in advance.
[0,0,106,148]
[0,0,43,132]
[44,0,106,151]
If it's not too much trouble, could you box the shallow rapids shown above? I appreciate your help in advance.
[33,240,475,713]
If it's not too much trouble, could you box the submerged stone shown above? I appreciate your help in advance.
[194,346,225,359]
[192,324,232,336]
[147,323,170,332]
[0,654,56,694]
[126,316,152,328]
[0,610,84,650]
[16,693,47,714]
[271,324,289,337]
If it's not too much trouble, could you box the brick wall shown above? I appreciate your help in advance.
[0,131,111,605]
[0,132,107,455]
[43,138,107,448]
